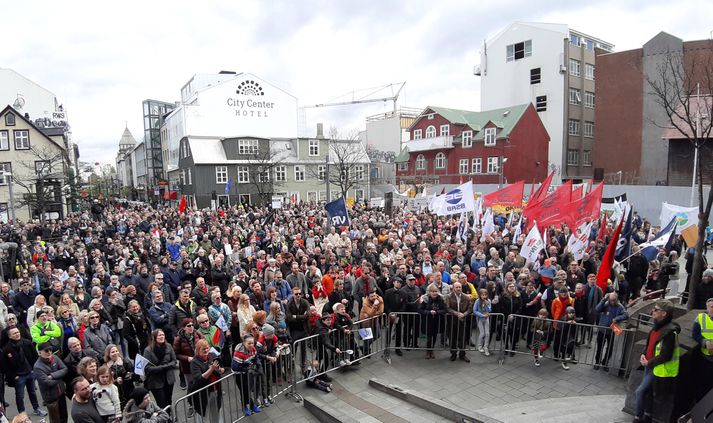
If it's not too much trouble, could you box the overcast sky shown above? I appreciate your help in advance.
[2,0,711,164]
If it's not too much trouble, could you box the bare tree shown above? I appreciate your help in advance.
[309,126,369,201]
[246,146,286,205]
[647,45,713,309]
[12,146,70,223]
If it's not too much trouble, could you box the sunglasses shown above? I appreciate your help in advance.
[198,321,209,324]
[185,324,194,327]
[90,316,100,320]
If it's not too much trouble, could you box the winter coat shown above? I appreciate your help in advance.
[34,355,68,403]
[123,312,151,358]
[595,298,628,328]
[142,344,178,390]
[188,355,223,416]
[173,330,205,374]
[122,399,171,423]
[83,324,113,357]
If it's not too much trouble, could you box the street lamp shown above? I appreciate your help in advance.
[498,156,508,189]
[616,170,623,185]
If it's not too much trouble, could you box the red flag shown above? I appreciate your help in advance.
[178,195,186,213]
[561,182,603,229]
[587,176,594,194]
[596,213,625,292]
[525,180,573,228]
[483,181,524,208]
[571,185,584,201]
[211,327,224,348]
[170,191,178,200]
[529,171,555,205]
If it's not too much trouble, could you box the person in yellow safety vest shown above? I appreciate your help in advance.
[692,297,713,402]
[633,300,680,423]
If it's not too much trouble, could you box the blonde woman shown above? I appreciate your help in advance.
[60,293,81,317]
[236,294,256,339]
[26,295,47,328]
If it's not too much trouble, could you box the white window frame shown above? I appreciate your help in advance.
[569,88,581,105]
[0,163,11,185]
[397,162,408,171]
[413,129,423,140]
[569,59,581,77]
[355,189,364,201]
[459,159,469,175]
[583,150,592,166]
[307,191,318,203]
[415,154,426,170]
[294,165,305,182]
[506,39,532,62]
[472,158,482,174]
[237,166,249,183]
[462,130,473,147]
[215,166,228,184]
[275,165,286,182]
[584,91,595,108]
[435,152,446,169]
[13,130,29,150]
[238,139,259,155]
[439,125,450,137]
[568,119,581,136]
[319,191,326,202]
[567,150,579,166]
[239,194,251,205]
[355,165,365,181]
[487,157,499,174]
[425,125,436,138]
[484,127,497,146]
[317,164,326,181]
[257,166,270,182]
[0,131,8,150]
[585,63,595,81]
[584,121,594,138]
[308,139,319,156]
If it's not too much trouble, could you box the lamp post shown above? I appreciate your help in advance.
[616,170,623,185]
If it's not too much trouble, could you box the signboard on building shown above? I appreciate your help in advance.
[33,111,68,129]
[271,196,283,209]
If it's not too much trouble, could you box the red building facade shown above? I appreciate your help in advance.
[395,103,549,187]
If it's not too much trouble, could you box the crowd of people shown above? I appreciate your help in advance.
[0,198,709,423]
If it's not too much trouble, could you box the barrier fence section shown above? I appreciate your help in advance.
[172,341,297,423]
[500,314,636,373]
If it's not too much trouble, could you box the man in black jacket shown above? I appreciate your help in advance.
[627,247,649,301]
[286,286,310,367]
[384,278,406,356]
[34,341,68,423]
[1,327,47,417]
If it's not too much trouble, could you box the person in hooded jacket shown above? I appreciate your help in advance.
[633,300,681,423]
[122,387,171,423]
[33,341,68,423]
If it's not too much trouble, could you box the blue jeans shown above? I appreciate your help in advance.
[635,367,654,417]
[15,372,40,413]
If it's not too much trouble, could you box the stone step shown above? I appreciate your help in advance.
[475,394,631,423]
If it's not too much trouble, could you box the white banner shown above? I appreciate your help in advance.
[480,208,495,242]
[369,197,384,208]
[567,221,593,261]
[520,221,545,264]
[134,354,149,377]
[429,181,476,216]
[660,202,698,234]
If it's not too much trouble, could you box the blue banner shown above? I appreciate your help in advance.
[325,197,350,227]
[225,179,231,195]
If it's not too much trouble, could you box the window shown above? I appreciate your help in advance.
[506,40,532,62]
[238,139,259,155]
[0,163,11,185]
[309,139,319,156]
[13,130,29,150]
[471,158,482,174]
[484,127,497,146]
[567,150,579,166]
[355,165,365,181]
[435,152,446,169]
[530,68,541,84]
[536,95,547,112]
[237,166,249,183]
[187,169,192,185]
[0,131,8,150]
[319,191,326,202]
[5,114,15,126]
[569,59,581,77]
[439,125,450,137]
[317,165,326,181]
[398,162,408,171]
[215,166,228,184]
[275,165,286,181]
[34,160,50,176]
[584,121,594,138]
[413,129,422,140]
[584,91,595,108]
[585,39,594,50]
[459,159,469,174]
[569,88,581,105]
[462,130,473,147]
[356,189,364,201]
[583,150,592,166]
[294,165,305,181]
[427,114,434,120]
[425,125,436,138]
[570,34,581,47]
[416,154,426,170]
[487,157,499,173]
[258,167,270,182]
[585,63,595,80]
[568,119,581,136]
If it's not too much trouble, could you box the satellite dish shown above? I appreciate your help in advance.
[13,95,25,110]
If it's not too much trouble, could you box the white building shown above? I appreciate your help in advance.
[478,22,613,182]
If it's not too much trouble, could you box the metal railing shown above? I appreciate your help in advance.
[499,314,636,374]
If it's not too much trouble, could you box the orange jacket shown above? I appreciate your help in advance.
[551,295,575,322]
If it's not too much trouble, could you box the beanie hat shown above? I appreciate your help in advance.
[131,387,149,405]
[262,324,275,337]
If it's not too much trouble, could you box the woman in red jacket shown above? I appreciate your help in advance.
[173,318,205,390]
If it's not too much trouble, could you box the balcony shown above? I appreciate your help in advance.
[405,135,454,152]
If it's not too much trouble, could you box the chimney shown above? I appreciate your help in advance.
[316,123,324,139]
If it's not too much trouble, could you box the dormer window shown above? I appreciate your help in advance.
[5,113,15,126]
[484,128,497,146]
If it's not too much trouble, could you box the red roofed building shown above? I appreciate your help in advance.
[395,103,549,189]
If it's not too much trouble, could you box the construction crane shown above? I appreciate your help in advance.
[302,82,405,112]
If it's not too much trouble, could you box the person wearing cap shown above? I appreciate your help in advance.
[1,327,47,417]
[34,341,68,423]
[594,292,628,371]
[30,309,62,353]
[122,386,171,423]
[633,300,680,423]
[692,297,713,402]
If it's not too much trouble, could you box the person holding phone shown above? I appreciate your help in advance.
[189,339,224,423]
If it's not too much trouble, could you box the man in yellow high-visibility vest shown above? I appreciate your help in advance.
[693,297,713,401]
[633,300,681,423]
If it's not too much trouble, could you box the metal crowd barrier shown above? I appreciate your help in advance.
[172,343,297,423]
[500,314,636,373]
[381,312,506,363]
